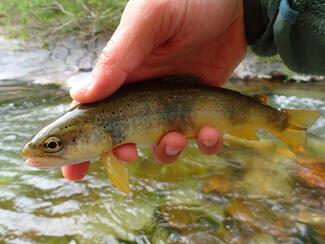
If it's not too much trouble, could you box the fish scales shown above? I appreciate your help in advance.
[80,80,274,147]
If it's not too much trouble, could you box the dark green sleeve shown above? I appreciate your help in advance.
[247,0,325,76]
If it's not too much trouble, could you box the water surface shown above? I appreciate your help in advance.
[0,79,324,243]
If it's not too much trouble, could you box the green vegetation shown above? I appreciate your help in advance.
[0,0,127,39]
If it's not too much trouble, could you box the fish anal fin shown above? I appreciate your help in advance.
[282,109,320,129]
[229,128,259,141]
[274,128,306,153]
[101,151,130,194]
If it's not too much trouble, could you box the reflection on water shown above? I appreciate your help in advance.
[0,79,324,243]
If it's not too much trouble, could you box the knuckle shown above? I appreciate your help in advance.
[128,0,169,15]
[94,40,118,73]
[98,40,117,64]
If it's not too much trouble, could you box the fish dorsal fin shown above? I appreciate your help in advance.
[101,151,130,194]
[228,128,259,140]
[253,95,269,104]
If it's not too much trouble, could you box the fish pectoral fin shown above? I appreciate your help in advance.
[228,128,259,141]
[101,151,130,194]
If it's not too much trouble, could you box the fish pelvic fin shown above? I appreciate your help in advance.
[275,109,320,152]
[101,151,130,194]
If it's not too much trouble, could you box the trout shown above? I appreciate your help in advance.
[21,74,320,193]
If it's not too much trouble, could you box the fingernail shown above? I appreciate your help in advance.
[70,78,93,96]
[202,138,218,147]
[69,100,79,108]
[165,145,181,156]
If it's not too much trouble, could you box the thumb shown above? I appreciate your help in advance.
[70,2,158,103]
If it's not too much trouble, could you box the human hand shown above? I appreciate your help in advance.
[63,0,247,180]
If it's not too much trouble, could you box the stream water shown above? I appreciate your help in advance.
[0,78,324,243]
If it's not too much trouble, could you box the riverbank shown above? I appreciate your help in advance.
[0,32,103,86]
[1,31,323,89]
[0,0,323,87]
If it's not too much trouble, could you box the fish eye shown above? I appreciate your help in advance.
[43,137,62,153]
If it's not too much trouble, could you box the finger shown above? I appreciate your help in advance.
[153,132,188,164]
[70,1,162,103]
[62,161,90,181]
[196,126,223,155]
[113,143,138,163]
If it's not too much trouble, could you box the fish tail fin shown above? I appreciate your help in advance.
[282,109,320,129]
[275,109,320,152]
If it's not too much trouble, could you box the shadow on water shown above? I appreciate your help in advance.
[0,79,324,243]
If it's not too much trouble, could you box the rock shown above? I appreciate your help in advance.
[1,30,323,88]
[226,200,292,239]
[0,33,106,85]
[270,71,288,80]
[202,175,231,194]
[294,163,325,189]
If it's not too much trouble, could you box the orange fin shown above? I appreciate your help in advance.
[276,128,306,153]
[282,109,320,129]
[101,151,130,194]
[229,128,259,140]
[253,95,268,104]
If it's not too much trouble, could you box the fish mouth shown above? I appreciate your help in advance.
[24,156,70,169]
[21,143,68,168]
[25,157,55,169]
[25,156,89,169]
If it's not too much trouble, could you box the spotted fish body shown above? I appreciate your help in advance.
[88,77,285,148]
[22,75,320,192]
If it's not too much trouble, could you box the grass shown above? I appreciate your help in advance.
[0,0,127,39]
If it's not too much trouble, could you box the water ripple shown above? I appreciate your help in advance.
[0,80,324,242]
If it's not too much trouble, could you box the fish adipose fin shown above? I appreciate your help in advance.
[229,128,259,140]
[277,109,320,152]
[101,151,130,194]
[253,95,269,104]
